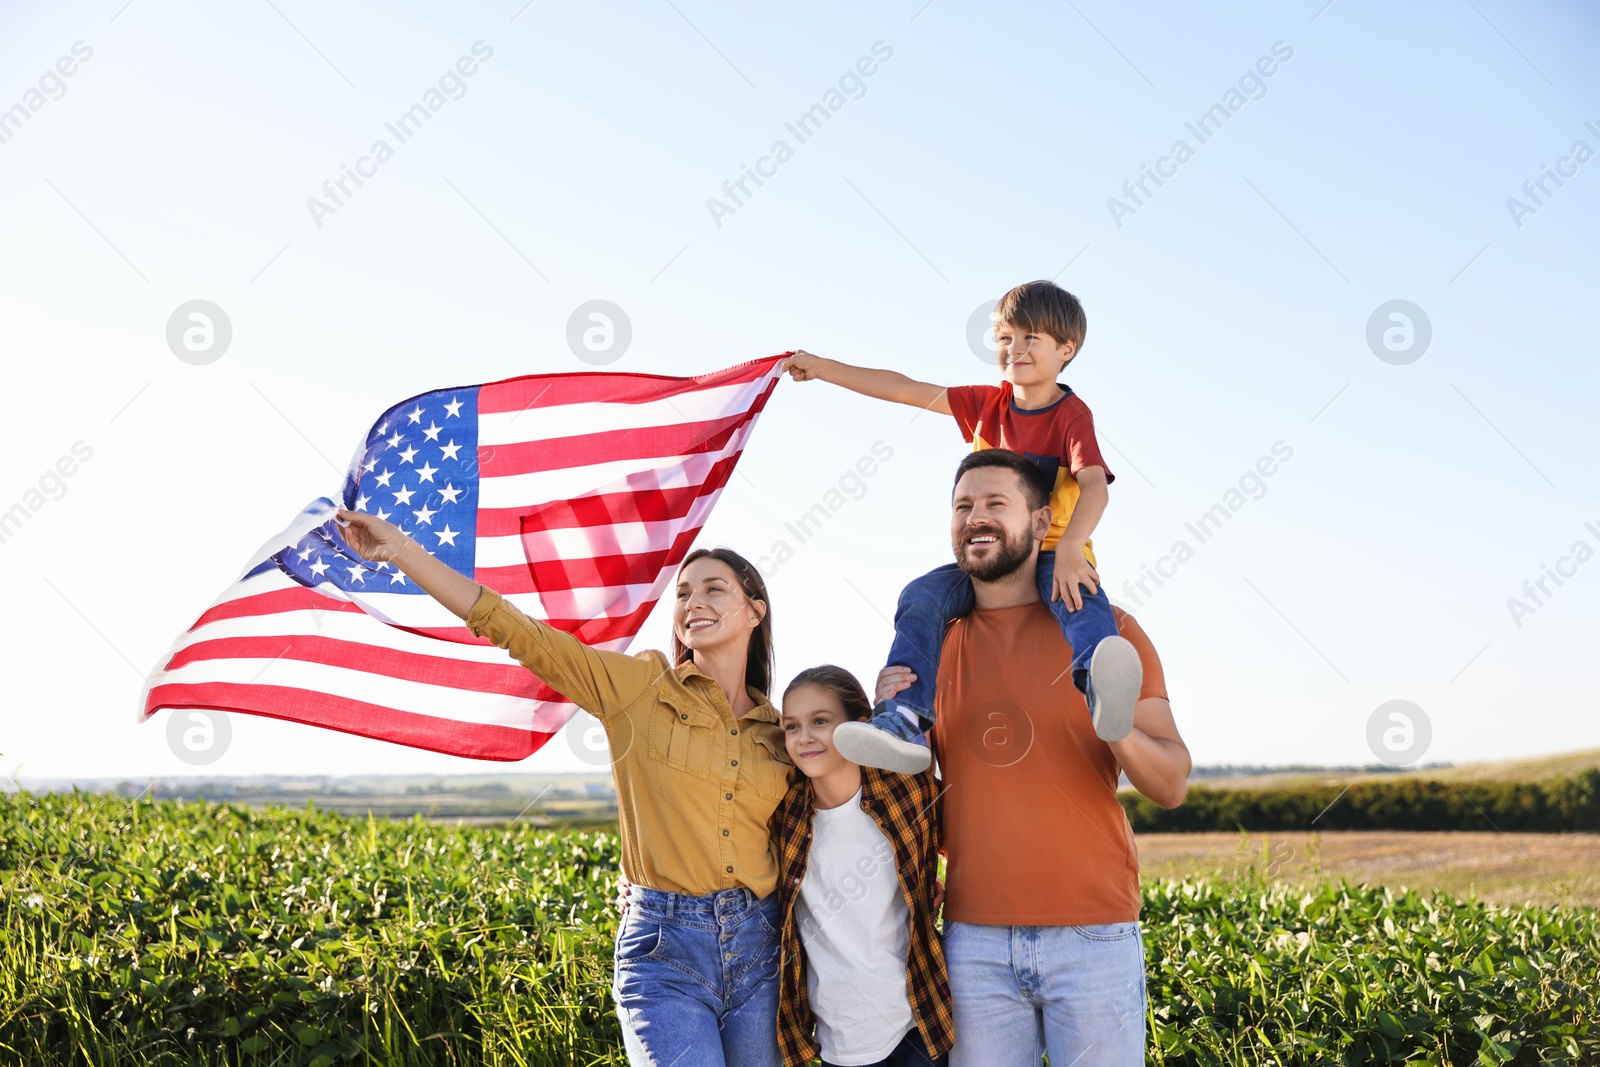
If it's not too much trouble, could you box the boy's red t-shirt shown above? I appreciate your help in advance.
[946,382,1113,561]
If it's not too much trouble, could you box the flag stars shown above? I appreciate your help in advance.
[354,494,371,511]
[439,440,462,461]
[406,405,425,424]
[415,461,439,483]
[434,524,459,547]
[375,507,392,522]
[437,483,463,505]
[392,485,416,506]
[346,564,367,584]
[412,504,438,525]
[297,545,314,563]
[386,431,403,449]
[422,421,442,442]
[390,570,408,585]
[444,396,463,418]
[362,456,377,474]
[374,468,394,487]
[398,444,419,464]
[309,557,330,578]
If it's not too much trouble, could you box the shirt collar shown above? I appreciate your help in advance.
[672,657,778,723]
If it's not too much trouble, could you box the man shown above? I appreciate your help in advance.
[868,448,1190,1065]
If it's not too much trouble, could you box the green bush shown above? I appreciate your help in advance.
[1123,769,1600,833]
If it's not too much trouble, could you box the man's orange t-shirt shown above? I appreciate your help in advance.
[931,603,1166,926]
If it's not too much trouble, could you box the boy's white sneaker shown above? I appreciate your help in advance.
[1087,635,1141,742]
[832,721,932,774]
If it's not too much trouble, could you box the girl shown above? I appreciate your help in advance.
[771,666,952,1067]
[337,508,791,1067]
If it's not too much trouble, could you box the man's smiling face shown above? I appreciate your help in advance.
[950,466,1047,582]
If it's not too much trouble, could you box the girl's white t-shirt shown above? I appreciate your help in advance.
[793,788,916,1065]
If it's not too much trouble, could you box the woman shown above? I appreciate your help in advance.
[771,666,952,1067]
[336,508,792,1067]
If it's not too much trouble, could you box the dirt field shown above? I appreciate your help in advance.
[1136,830,1600,910]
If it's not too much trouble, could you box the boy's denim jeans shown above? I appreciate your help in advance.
[612,885,783,1067]
[881,550,1119,733]
[944,920,1147,1066]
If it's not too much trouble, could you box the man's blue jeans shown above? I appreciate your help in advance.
[612,885,783,1067]
[944,920,1147,1066]
[881,551,1118,733]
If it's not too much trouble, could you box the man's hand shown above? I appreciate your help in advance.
[781,350,826,381]
[875,665,915,705]
[1050,550,1099,612]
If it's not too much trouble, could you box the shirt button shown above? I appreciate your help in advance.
[726,866,734,873]
[730,759,738,767]
[725,793,733,800]
[730,728,738,736]
[722,829,730,837]
[680,713,688,720]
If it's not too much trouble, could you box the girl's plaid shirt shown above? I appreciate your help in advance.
[768,764,954,1067]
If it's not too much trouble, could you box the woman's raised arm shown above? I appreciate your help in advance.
[338,508,482,618]
[336,508,656,719]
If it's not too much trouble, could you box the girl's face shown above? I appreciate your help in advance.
[780,683,857,779]
[673,556,764,656]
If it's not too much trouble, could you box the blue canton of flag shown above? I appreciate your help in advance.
[269,388,482,594]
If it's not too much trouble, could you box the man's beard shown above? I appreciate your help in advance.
[955,523,1035,583]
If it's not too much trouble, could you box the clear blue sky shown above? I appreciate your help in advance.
[3,0,1597,780]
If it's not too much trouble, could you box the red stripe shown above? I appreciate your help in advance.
[480,409,756,478]
[476,354,783,414]
[145,683,551,761]
[164,634,573,703]
[473,453,739,537]
[194,587,364,629]
[477,522,704,592]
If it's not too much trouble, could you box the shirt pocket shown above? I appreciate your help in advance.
[750,730,794,800]
[647,694,718,780]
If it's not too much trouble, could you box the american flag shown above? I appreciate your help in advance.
[141,355,786,760]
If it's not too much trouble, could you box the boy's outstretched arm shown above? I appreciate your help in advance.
[783,349,951,415]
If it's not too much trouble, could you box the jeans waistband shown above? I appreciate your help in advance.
[630,884,773,921]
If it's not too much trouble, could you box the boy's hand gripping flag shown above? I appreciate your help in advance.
[142,356,786,760]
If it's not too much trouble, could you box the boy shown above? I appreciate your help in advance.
[782,279,1141,774]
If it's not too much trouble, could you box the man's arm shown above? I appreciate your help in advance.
[783,350,951,415]
[1108,695,1190,809]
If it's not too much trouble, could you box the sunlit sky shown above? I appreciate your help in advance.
[3,0,1597,783]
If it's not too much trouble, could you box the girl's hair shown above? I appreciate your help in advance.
[672,547,775,696]
[782,665,872,722]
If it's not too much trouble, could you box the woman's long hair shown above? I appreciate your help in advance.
[671,547,775,697]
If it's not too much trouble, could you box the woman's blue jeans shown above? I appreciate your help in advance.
[613,885,783,1067]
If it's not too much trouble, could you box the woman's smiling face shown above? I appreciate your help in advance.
[672,556,764,655]
[780,683,855,779]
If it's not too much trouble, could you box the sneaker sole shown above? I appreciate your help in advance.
[832,721,932,774]
[1089,636,1141,742]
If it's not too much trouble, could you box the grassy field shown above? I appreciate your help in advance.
[3,790,1598,1067]
[1137,830,1600,910]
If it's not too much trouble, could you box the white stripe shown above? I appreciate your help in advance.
[154,656,576,730]
[474,521,681,567]
[476,420,754,511]
[478,376,771,447]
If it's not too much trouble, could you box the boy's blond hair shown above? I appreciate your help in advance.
[993,280,1087,361]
